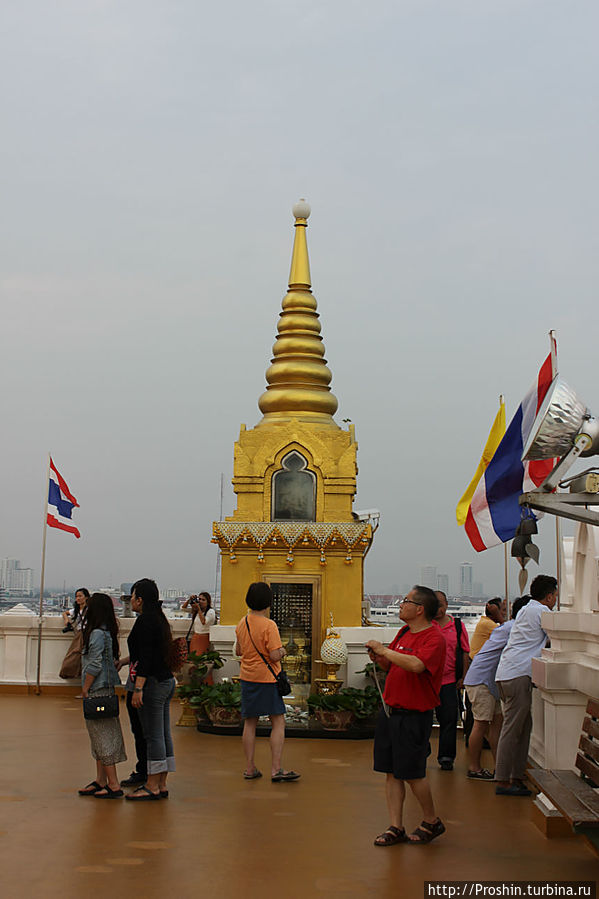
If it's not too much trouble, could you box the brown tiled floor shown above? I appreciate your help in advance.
[1,695,597,898]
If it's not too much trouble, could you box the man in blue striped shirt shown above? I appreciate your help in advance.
[464,595,530,779]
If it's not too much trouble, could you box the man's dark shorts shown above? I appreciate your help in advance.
[373,707,433,780]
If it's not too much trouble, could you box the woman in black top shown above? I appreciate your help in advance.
[121,578,176,800]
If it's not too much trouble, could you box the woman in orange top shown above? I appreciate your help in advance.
[234,583,300,784]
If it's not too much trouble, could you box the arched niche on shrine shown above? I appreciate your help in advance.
[271,451,316,521]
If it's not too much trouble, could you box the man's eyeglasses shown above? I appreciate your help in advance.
[400,599,423,606]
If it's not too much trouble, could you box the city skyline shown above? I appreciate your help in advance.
[2,554,491,601]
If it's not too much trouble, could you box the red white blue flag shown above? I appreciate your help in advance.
[464,336,557,552]
[47,458,80,539]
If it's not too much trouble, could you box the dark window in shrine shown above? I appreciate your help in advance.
[272,452,316,521]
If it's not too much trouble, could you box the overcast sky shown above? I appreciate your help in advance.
[2,1,598,598]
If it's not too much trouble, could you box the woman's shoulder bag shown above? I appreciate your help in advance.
[82,631,120,720]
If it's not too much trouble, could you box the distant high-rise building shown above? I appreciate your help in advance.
[0,559,33,596]
[420,566,437,589]
[437,574,449,595]
[460,562,473,598]
[473,581,484,597]
[0,559,18,587]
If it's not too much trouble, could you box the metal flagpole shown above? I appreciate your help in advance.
[504,542,510,619]
[555,517,561,611]
[214,472,224,602]
[35,454,51,695]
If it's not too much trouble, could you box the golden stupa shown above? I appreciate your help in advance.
[213,201,374,688]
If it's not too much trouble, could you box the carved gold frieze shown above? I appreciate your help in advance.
[212,521,372,565]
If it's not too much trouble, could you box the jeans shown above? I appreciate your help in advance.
[138,676,176,775]
[126,690,147,776]
[436,682,459,762]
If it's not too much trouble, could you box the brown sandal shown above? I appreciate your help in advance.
[409,818,445,843]
[374,825,408,846]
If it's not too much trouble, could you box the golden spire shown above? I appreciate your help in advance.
[258,200,339,424]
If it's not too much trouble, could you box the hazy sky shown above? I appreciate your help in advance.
[2,1,598,597]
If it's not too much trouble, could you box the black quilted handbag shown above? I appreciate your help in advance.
[83,693,119,720]
[82,631,120,719]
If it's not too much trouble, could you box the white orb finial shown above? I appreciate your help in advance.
[292,198,311,220]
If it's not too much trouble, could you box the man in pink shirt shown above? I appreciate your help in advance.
[433,591,470,771]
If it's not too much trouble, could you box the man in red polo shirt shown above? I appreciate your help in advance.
[366,585,446,846]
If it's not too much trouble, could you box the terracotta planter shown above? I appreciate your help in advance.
[207,705,242,727]
[314,709,355,731]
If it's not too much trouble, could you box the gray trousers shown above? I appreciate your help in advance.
[495,675,532,782]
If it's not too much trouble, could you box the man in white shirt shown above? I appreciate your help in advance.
[494,574,558,796]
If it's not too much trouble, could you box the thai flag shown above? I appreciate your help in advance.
[47,458,80,539]
[464,337,557,552]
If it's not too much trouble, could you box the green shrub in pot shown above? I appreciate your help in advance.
[307,685,380,719]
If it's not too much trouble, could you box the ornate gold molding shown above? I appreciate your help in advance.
[212,520,372,565]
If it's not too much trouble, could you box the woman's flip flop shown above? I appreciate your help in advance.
[78,781,105,796]
[125,786,161,801]
[95,785,124,799]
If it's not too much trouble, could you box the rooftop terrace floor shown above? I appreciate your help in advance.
[2,695,597,898]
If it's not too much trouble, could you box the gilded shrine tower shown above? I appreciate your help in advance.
[213,201,375,689]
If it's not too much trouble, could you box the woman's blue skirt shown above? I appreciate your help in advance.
[241,680,286,719]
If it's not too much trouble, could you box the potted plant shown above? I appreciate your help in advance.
[307,685,381,731]
[187,648,226,680]
[177,649,226,725]
[201,680,242,727]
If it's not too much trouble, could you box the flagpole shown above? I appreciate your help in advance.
[549,329,561,611]
[214,472,224,602]
[504,542,510,618]
[555,517,561,611]
[35,454,51,696]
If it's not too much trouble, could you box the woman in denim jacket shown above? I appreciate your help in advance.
[78,593,127,799]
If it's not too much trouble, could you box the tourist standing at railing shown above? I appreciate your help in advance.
[433,591,470,771]
[462,597,505,745]
[78,593,126,799]
[122,578,176,801]
[469,598,504,658]
[59,588,90,685]
[463,595,530,780]
[366,585,446,845]
[62,587,89,633]
[234,582,300,783]
[494,575,558,797]
[182,591,216,655]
